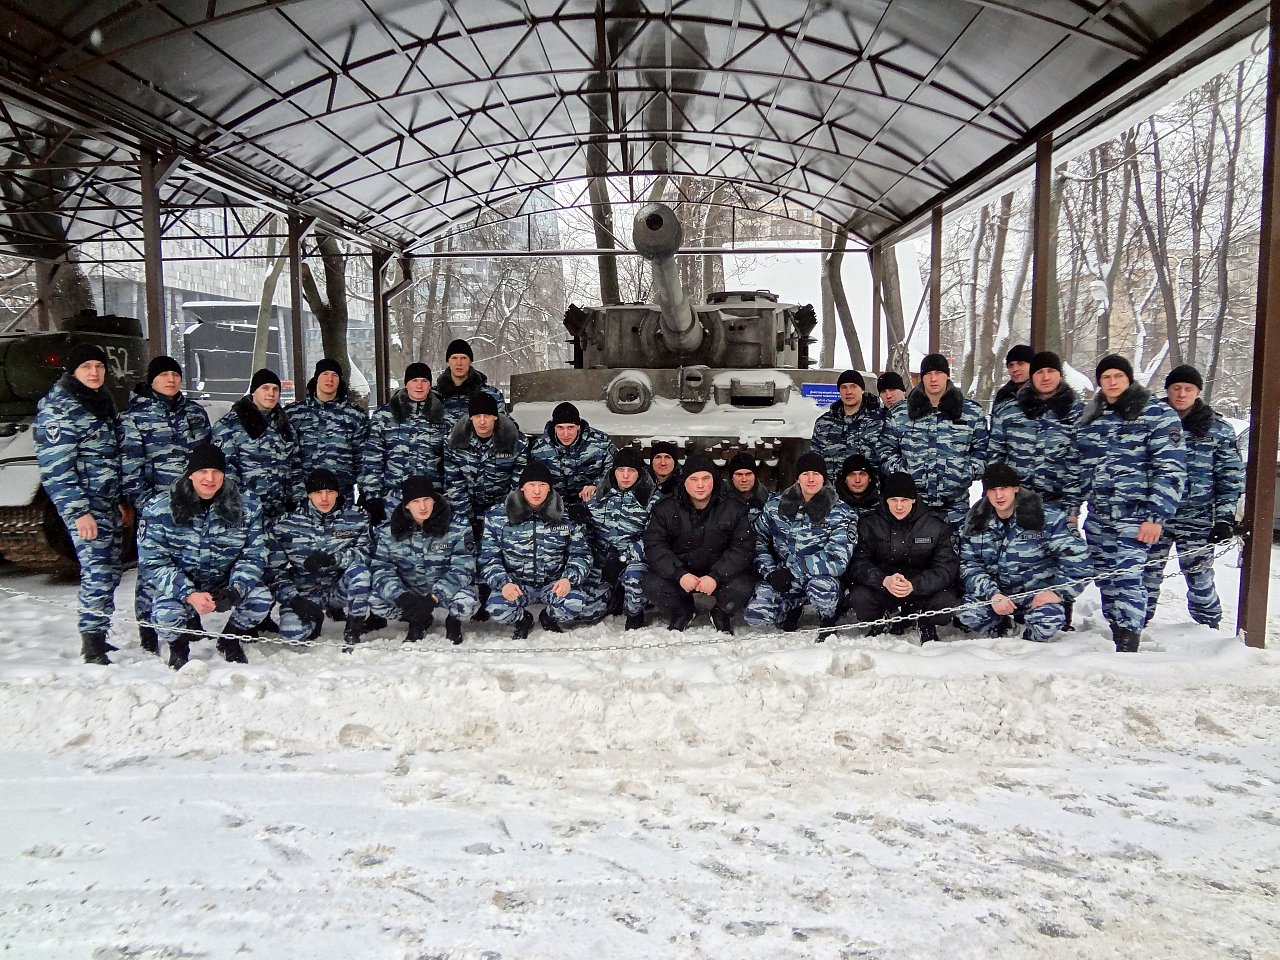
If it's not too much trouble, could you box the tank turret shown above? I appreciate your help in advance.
[510,206,845,483]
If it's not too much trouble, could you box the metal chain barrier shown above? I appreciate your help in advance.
[0,539,1240,658]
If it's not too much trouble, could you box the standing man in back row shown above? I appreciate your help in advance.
[879,353,988,534]
[434,339,506,426]
[809,369,884,481]
[286,358,368,501]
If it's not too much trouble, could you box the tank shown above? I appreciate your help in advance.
[509,203,843,483]
[0,310,148,570]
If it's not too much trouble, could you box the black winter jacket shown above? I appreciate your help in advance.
[849,501,959,597]
[643,485,755,583]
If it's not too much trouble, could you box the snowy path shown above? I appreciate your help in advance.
[1,555,1279,959]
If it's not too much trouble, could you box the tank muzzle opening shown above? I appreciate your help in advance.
[644,213,664,231]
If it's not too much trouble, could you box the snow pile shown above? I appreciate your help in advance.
[1,556,1279,958]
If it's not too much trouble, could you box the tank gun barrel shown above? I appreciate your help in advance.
[632,203,703,355]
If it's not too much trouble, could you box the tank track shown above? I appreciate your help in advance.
[0,506,77,574]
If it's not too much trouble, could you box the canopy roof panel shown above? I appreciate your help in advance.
[0,0,1266,256]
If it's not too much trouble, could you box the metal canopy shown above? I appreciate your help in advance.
[0,0,1268,256]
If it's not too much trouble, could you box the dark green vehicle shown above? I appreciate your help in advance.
[0,310,148,570]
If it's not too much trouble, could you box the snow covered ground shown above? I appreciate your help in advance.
[2,548,1279,959]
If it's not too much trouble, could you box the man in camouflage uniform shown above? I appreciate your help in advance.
[1076,355,1187,652]
[724,451,769,525]
[359,362,449,527]
[956,463,1091,642]
[285,358,369,500]
[586,448,657,630]
[434,338,506,426]
[35,343,133,665]
[1142,364,1244,629]
[480,460,609,638]
[443,391,529,544]
[991,344,1034,411]
[745,452,857,641]
[880,353,989,533]
[137,444,273,669]
[809,369,885,480]
[119,354,213,655]
[836,453,879,518]
[212,368,306,521]
[268,468,374,648]
[528,401,615,505]
[370,476,479,645]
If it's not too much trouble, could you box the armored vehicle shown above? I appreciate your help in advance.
[509,202,841,483]
[0,310,148,570]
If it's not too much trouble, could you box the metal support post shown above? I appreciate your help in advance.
[287,214,315,391]
[869,246,882,371]
[1030,134,1054,352]
[929,207,942,353]
[1237,0,1280,649]
[371,248,392,406]
[138,149,178,359]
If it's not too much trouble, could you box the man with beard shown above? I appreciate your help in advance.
[648,441,682,499]
[724,451,769,525]
[35,343,134,665]
[836,453,879,518]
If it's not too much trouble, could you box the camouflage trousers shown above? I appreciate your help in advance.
[744,574,843,626]
[1083,515,1150,633]
[486,580,610,625]
[371,582,481,623]
[151,582,275,643]
[68,511,124,635]
[613,561,648,616]
[955,596,1066,642]
[278,563,374,642]
[1143,522,1222,627]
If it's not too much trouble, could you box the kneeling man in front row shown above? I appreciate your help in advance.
[955,463,1091,642]
[138,443,274,668]
[480,461,609,638]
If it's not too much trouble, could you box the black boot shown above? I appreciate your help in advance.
[168,636,191,670]
[512,610,535,640]
[1115,627,1141,653]
[710,607,734,635]
[364,614,388,631]
[781,606,803,632]
[667,608,695,632]
[817,614,839,643]
[80,632,112,665]
[404,619,430,643]
[342,616,367,650]
[1109,622,1123,651]
[139,625,159,655]
[1061,597,1075,631]
[326,606,347,622]
[919,622,940,644]
[217,623,251,663]
[625,611,646,630]
[538,608,564,633]
[445,615,464,645]
[255,614,279,637]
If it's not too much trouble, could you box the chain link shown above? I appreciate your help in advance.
[0,539,1239,657]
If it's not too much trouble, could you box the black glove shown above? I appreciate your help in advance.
[363,497,386,528]
[397,591,435,624]
[601,552,626,583]
[289,596,324,625]
[212,586,242,612]
[303,551,336,573]
[566,501,592,524]
[1210,520,1236,543]
[766,568,794,592]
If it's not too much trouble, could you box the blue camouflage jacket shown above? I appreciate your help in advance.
[285,379,369,497]
[960,491,1091,602]
[212,397,306,519]
[880,384,989,507]
[369,493,476,604]
[528,420,615,501]
[443,412,529,521]
[809,395,886,480]
[1169,399,1244,529]
[433,368,506,425]
[480,488,593,590]
[359,389,450,507]
[34,374,123,525]
[754,484,858,580]
[586,469,657,565]
[268,499,372,602]
[988,382,1084,513]
[138,477,267,601]
[1076,384,1187,525]
[119,384,212,509]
